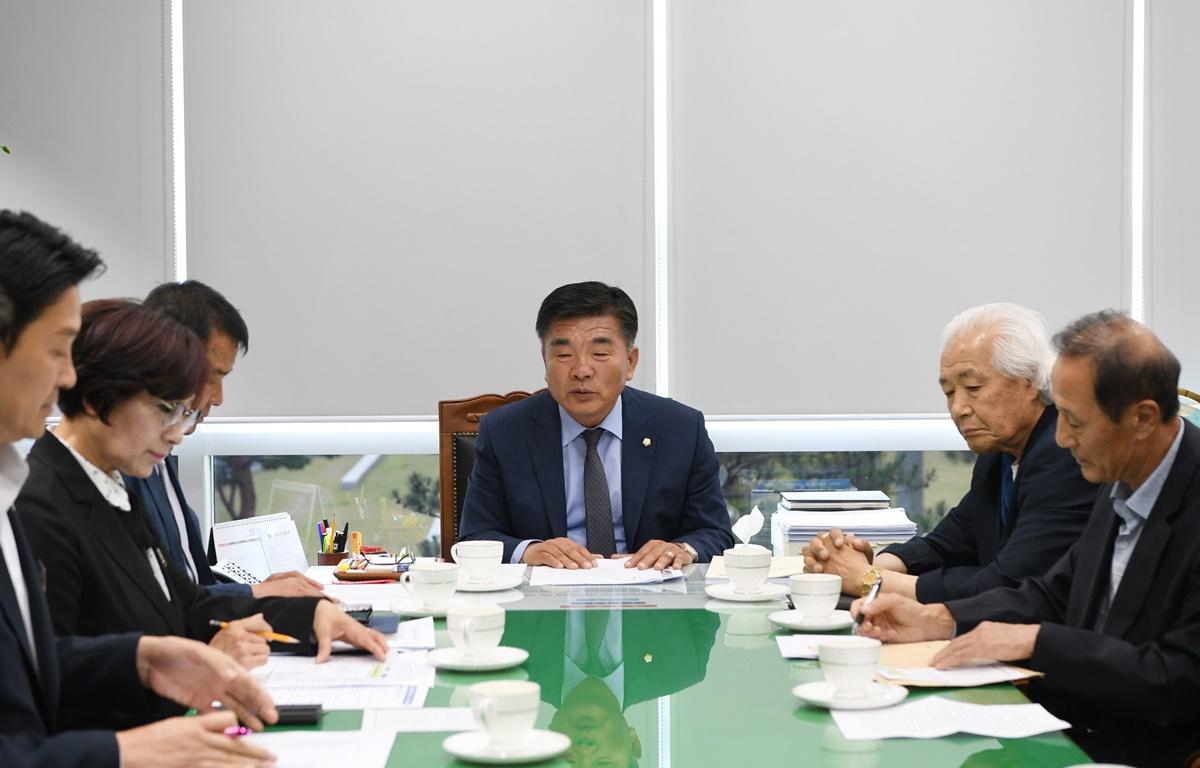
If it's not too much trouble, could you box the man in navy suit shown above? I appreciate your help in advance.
[459,281,733,569]
[0,211,279,767]
[126,281,321,599]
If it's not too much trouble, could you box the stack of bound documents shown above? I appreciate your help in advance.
[771,490,916,556]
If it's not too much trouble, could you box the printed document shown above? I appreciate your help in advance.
[832,695,1070,741]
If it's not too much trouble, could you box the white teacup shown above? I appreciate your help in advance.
[469,680,540,748]
[724,544,771,594]
[790,573,841,619]
[818,637,881,699]
[451,540,504,584]
[399,561,459,608]
[447,603,506,659]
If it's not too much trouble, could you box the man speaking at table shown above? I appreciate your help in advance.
[854,311,1200,767]
[458,281,733,570]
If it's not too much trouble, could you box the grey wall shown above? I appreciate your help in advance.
[0,0,173,301]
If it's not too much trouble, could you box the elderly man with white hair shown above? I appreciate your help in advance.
[804,303,1099,603]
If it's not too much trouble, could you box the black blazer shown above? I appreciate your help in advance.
[16,433,321,728]
[459,387,734,562]
[0,506,145,768]
[124,457,251,599]
[883,406,1099,602]
[947,419,1200,768]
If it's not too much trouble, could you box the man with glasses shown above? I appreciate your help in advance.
[126,281,322,599]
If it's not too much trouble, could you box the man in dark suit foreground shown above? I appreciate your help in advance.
[855,310,1200,767]
[458,281,734,569]
[804,303,1099,602]
[0,210,278,767]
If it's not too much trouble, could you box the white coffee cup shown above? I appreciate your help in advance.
[399,561,459,608]
[818,637,881,699]
[469,680,540,748]
[723,544,771,594]
[447,603,506,659]
[790,573,842,619]
[451,540,504,584]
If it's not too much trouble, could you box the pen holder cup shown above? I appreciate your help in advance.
[317,550,349,566]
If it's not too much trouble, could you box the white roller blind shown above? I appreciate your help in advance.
[0,0,171,300]
[1147,0,1200,385]
[185,0,652,418]
[670,1,1130,415]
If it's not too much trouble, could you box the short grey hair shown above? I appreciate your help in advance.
[941,303,1055,405]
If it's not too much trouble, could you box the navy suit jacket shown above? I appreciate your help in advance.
[947,419,1200,767]
[458,387,734,562]
[124,457,251,598]
[0,507,145,768]
[882,406,1099,602]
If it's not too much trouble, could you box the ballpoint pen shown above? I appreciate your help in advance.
[854,572,884,630]
[208,619,301,644]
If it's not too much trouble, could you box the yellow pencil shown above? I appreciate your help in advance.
[208,619,300,644]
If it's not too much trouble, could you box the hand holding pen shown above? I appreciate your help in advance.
[209,614,299,669]
[853,572,884,634]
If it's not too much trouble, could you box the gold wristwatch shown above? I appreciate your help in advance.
[860,567,882,597]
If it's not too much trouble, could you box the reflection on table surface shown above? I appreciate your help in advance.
[285,567,1093,767]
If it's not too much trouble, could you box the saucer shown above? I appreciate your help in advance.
[793,681,907,710]
[427,646,529,672]
[768,609,855,632]
[457,573,526,592]
[443,729,570,765]
[704,582,790,603]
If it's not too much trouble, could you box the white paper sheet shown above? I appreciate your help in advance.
[361,707,477,732]
[244,731,395,768]
[321,582,408,610]
[528,557,683,586]
[832,696,1071,741]
[775,634,861,659]
[256,650,435,688]
[877,663,1033,687]
[269,684,428,710]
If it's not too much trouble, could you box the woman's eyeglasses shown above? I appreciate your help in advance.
[156,400,201,431]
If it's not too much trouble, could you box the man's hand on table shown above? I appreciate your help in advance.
[522,538,600,569]
[313,599,389,662]
[252,570,326,599]
[116,711,277,768]
[620,539,695,570]
[802,527,875,594]
[930,622,1040,668]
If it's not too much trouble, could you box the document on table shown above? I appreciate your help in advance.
[321,582,407,610]
[256,650,435,688]
[832,696,1070,741]
[776,634,860,659]
[708,555,806,580]
[270,684,428,709]
[331,616,436,654]
[876,641,1040,687]
[245,731,395,768]
[362,707,477,732]
[528,557,683,586]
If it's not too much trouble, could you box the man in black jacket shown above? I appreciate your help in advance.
[855,311,1200,767]
[805,303,1098,602]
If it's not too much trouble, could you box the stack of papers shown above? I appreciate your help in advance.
[832,696,1070,740]
[876,640,1040,687]
[252,649,434,710]
[774,507,917,545]
[779,490,891,511]
[528,558,683,586]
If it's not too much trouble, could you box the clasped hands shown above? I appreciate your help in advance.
[801,527,875,595]
[522,537,694,571]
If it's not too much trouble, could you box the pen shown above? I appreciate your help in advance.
[224,725,251,738]
[854,572,884,627]
[208,619,301,644]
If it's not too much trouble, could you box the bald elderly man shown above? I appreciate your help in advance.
[805,303,1099,603]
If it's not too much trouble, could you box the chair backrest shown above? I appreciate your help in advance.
[1181,387,1200,428]
[437,390,539,560]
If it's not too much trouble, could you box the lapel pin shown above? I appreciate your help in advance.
[642,437,652,447]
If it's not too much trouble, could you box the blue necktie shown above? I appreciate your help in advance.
[999,453,1016,528]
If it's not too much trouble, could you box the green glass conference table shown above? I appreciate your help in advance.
[279,565,1092,767]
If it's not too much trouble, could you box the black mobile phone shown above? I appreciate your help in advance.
[340,603,373,625]
[274,704,323,725]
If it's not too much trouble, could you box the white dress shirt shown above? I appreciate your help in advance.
[0,443,37,669]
